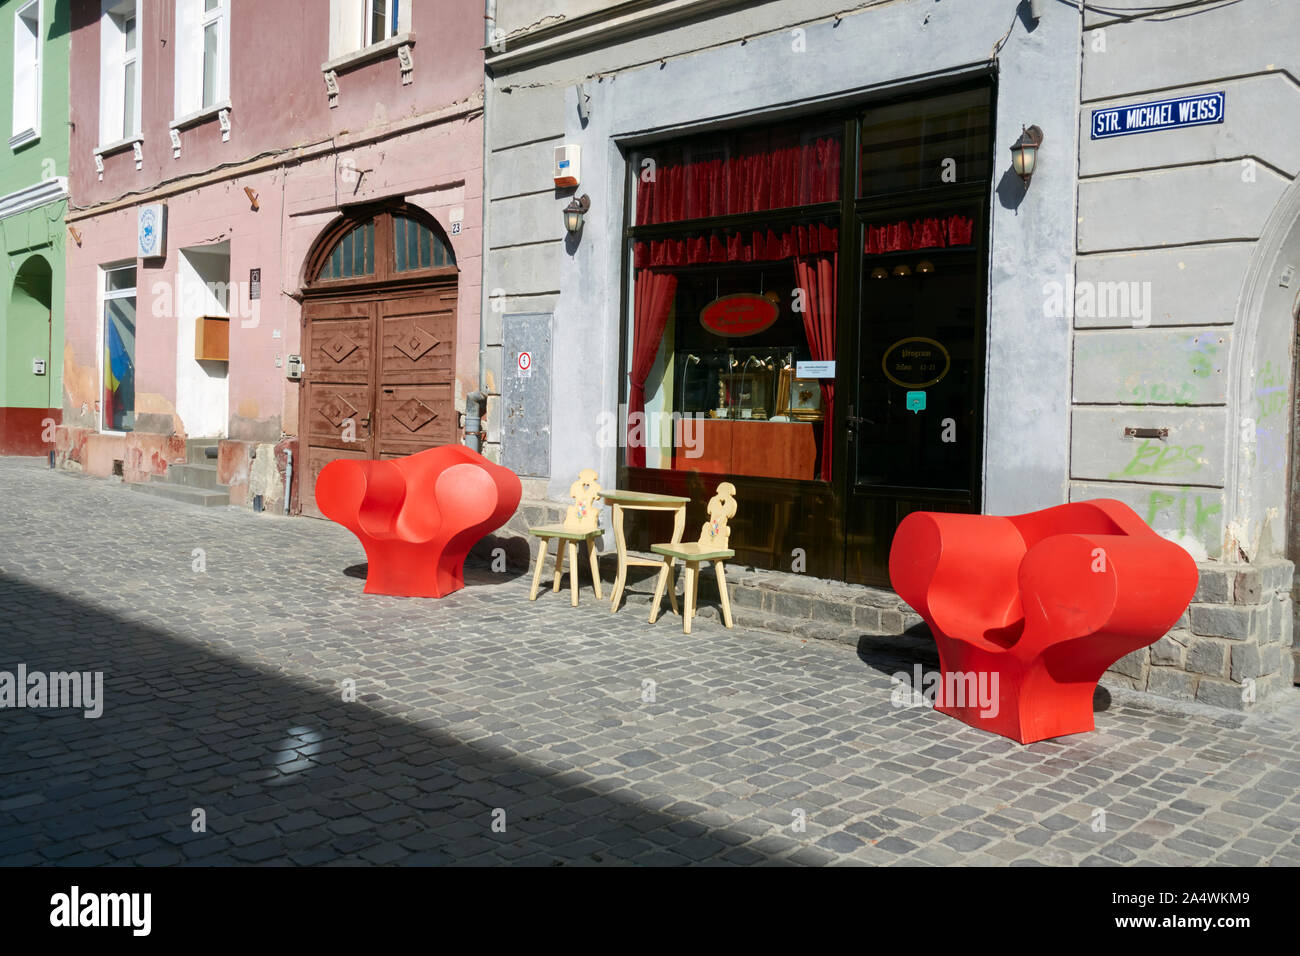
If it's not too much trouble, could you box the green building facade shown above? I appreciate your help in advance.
[0,0,67,456]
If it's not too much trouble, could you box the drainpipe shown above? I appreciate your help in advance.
[465,391,486,452]
[283,448,293,515]
[484,0,496,47]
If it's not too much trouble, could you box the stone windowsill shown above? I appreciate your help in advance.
[321,32,414,74]
[9,127,39,151]
[170,101,232,132]
[95,135,143,158]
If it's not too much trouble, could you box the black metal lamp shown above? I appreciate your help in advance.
[563,194,591,233]
[1010,125,1044,185]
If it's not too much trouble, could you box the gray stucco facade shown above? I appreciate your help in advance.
[480,0,1300,709]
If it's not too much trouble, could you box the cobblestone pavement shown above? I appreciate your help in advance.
[1,457,1299,866]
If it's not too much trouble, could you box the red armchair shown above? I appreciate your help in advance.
[316,445,522,598]
[888,499,1197,744]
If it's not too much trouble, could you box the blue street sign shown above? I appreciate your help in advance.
[1091,92,1224,140]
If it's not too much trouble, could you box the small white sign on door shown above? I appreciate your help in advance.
[796,360,835,378]
[517,350,533,377]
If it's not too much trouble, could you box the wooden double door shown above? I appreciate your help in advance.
[299,283,458,517]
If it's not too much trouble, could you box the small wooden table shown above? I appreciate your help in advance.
[600,489,690,614]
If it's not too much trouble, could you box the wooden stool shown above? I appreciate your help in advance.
[527,469,603,607]
[649,482,737,634]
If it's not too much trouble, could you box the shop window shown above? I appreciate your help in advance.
[394,215,453,272]
[10,1,40,148]
[102,265,137,433]
[317,221,376,280]
[329,0,409,58]
[628,224,839,482]
[629,119,842,482]
[634,123,841,226]
[859,86,991,196]
[99,0,141,145]
[174,0,229,118]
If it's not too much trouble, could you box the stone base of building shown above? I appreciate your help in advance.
[213,438,298,512]
[54,425,185,481]
[1108,560,1296,710]
[53,425,298,513]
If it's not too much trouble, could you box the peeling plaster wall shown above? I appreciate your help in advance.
[1072,0,1300,563]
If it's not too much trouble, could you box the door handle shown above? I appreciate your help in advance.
[845,404,863,440]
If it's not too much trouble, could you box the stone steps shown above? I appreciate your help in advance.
[127,481,230,507]
[126,438,229,506]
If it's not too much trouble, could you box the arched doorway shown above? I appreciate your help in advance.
[3,255,55,456]
[298,204,459,516]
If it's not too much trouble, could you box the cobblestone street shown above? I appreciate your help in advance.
[1,457,1299,866]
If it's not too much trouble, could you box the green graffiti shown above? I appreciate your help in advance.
[1111,440,1204,479]
[1145,486,1221,540]
[1129,382,1194,405]
[1255,359,1286,420]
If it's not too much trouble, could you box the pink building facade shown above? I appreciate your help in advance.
[61,0,485,512]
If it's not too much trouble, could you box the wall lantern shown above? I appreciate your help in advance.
[1010,125,1044,185]
[563,194,590,233]
[870,267,889,280]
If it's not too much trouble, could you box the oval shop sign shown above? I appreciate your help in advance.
[700,294,780,338]
[882,336,951,389]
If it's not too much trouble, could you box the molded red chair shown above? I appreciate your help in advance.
[888,499,1197,744]
[317,445,522,598]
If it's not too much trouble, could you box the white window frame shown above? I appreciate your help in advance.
[98,0,142,152]
[98,262,138,436]
[10,0,42,149]
[173,0,230,125]
[328,0,411,60]
[365,0,399,46]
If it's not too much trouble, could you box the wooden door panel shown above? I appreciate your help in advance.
[305,383,375,450]
[300,299,377,518]
[379,292,456,386]
[306,314,374,385]
[377,384,456,456]
[299,284,458,517]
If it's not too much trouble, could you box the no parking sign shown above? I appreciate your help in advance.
[517,350,532,377]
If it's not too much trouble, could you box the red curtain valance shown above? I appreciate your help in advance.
[865,215,974,255]
[634,222,838,269]
[636,133,841,226]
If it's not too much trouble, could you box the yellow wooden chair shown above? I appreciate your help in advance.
[527,469,604,607]
[649,482,737,634]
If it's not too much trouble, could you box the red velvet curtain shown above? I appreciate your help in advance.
[864,214,974,254]
[634,222,837,269]
[628,270,679,468]
[793,254,837,482]
[636,133,841,226]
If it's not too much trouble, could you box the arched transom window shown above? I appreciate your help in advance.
[308,206,456,286]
